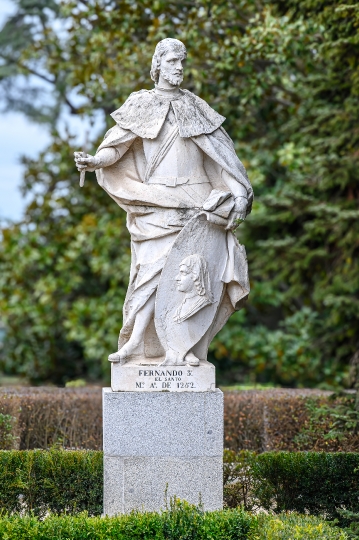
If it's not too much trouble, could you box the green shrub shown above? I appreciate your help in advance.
[0,449,102,516]
[251,452,359,525]
[252,513,347,540]
[294,394,359,451]
[0,508,346,540]
[223,450,255,510]
[223,450,359,526]
[0,412,17,450]
[0,504,257,540]
[1,448,359,529]
[339,509,359,539]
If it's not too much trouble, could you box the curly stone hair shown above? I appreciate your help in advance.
[150,38,187,83]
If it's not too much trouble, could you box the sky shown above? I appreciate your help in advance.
[0,0,51,221]
[0,0,102,222]
[0,1,39,221]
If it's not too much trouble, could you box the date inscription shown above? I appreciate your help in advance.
[135,369,196,390]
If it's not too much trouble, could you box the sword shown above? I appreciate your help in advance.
[79,131,88,187]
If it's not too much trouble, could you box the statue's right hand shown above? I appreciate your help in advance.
[74,152,98,172]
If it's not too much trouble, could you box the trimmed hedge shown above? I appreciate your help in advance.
[1,449,359,528]
[0,502,256,540]
[1,387,343,452]
[225,451,359,526]
[0,387,102,450]
[0,449,102,516]
[223,389,353,452]
[252,451,359,522]
[0,507,347,540]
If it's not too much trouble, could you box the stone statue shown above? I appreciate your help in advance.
[74,38,253,369]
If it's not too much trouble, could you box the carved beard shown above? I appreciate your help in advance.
[160,68,183,87]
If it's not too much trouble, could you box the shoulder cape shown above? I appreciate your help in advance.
[110,89,226,139]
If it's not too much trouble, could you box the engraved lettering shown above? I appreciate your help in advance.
[177,382,195,389]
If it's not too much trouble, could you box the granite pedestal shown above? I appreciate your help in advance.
[103,388,223,514]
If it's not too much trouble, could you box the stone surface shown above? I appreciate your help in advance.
[103,388,223,457]
[104,456,223,515]
[154,215,228,362]
[111,358,215,392]
[75,38,252,372]
[103,388,223,514]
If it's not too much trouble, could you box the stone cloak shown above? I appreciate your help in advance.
[94,89,251,359]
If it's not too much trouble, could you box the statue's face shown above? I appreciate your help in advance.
[176,265,195,293]
[159,50,185,86]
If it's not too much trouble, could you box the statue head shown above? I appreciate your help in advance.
[150,38,187,87]
[175,254,213,300]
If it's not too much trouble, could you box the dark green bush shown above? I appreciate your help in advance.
[252,452,359,525]
[0,449,102,516]
[1,449,359,529]
[0,412,17,450]
[224,450,359,527]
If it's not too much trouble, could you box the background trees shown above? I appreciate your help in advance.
[0,0,358,386]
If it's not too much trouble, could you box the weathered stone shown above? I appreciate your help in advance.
[103,388,223,457]
[75,37,252,371]
[111,359,215,392]
[103,388,223,514]
[104,456,223,515]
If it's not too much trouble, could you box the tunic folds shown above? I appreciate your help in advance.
[95,88,252,357]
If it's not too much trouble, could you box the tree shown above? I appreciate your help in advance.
[0,0,358,386]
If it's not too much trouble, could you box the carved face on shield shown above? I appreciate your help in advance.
[174,254,213,323]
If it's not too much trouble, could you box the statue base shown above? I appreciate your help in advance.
[111,358,216,392]
[103,388,223,515]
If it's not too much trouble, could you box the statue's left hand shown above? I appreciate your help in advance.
[226,197,247,230]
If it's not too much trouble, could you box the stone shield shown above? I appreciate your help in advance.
[154,213,227,359]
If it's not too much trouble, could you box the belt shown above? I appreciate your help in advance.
[147,176,210,187]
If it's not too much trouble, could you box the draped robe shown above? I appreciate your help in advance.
[95,88,253,360]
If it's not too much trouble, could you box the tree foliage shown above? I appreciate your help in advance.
[0,0,358,385]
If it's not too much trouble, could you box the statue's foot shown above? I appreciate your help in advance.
[108,350,129,365]
[108,341,144,365]
[185,352,200,366]
[108,351,121,363]
[159,349,185,366]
